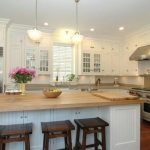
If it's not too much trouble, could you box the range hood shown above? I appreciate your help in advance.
[129,45,150,61]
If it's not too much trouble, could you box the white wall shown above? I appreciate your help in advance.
[119,76,144,86]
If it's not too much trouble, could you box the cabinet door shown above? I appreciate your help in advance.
[110,52,120,75]
[25,47,37,69]
[0,111,24,150]
[0,25,5,47]
[101,53,111,75]
[24,110,52,150]
[110,105,140,150]
[82,52,91,74]
[39,49,49,74]
[93,53,101,74]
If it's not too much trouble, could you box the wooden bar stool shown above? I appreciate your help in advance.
[41,120,75,150]
[0,123,32,150]
[74,117,109,150]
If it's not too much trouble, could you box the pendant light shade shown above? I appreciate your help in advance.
[27,28,42,41]
[27,0,42,42]
[72,32,83,43]
[72,0,83,43]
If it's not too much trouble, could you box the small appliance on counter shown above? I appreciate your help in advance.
[113,78,119,87]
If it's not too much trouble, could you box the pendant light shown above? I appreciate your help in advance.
[27,0,42,42]
[72,0,83,43]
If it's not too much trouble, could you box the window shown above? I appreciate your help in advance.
[52,44,73,81]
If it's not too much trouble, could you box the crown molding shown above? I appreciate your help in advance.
[8,23,54,33]
[0,18,10,25]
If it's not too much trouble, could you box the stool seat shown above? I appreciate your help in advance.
[0,123,32,136]
[74,117,109,129]
[41,120,75,150]
[0,123,32,150]
[41,120,75,133]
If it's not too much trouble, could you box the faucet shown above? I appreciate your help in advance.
[95,78,101,86]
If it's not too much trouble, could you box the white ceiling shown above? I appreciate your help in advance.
[0,0,150,38]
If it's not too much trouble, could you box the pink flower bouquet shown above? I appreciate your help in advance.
[9,67,36,83]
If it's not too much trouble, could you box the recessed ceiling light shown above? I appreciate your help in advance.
[44,22,48,26]
[90,28,95,31]
[119,27,124,31]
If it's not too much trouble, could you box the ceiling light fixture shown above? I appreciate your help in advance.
[44,22,48,26]
[27,0,42,42]
[90,28,95,32]
[72,0,83,44]
[119,26,124,31]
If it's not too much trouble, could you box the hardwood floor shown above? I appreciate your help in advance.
[141,120,150,150]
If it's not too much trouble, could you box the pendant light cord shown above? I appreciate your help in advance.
[35,0,37,29]
[75,0,80,33]
[76,1,78,32]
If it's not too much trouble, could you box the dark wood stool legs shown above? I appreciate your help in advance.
[0,123,32,150]
[74,117,109,150]
[25,134,30,150]
[41,120,75,150]
[94,128,98,150]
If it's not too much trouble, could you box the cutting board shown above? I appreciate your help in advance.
[92,92,139,101]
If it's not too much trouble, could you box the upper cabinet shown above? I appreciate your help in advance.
[0,19,9,47]
[81,51,101,75]
[120,46,138,76]
[80,38,120,76]
[7,27,52,77]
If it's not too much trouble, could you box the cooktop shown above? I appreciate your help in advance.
[131,88,150,91]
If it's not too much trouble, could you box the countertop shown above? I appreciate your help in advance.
[0,92,143,112]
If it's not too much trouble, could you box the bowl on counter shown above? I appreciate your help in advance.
[43,88,62,98]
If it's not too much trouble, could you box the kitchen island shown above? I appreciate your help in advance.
[0,91,142,150]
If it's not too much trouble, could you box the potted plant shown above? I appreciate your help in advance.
[9,67,36,95]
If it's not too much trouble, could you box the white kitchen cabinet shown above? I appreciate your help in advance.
[0,25,6,47]
[110,52,120,75]
[82,38,100,51]
[81,51,101,75]
[101,52,111,75]
[7,28,52,78]
[109,105,140,150]
[25,46,50,74]
[120,47,138,76]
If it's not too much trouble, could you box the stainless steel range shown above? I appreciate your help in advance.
[129,88,150,122]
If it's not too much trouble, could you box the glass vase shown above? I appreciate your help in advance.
[19,83,26,95]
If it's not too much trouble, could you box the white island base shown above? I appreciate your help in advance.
[0,104,140,150]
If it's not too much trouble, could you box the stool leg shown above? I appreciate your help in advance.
[45,133,49,150]
[25,134,30,150]
[64,132,68,150]
[2,143,5,150]
[82,130,86,150]
[68,130,72,150]
[102,127,106,150]
[75,125,80,149]
[43,133,46,150]
[94,128,98,150]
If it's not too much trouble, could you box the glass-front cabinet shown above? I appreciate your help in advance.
[93,54,100,73]
[82,53,91,73]
[82,51,101,75]
[26,49,36,69]
[25,47,50,74]
[39,49,49,72]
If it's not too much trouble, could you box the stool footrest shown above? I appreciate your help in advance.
[48,133,67,139]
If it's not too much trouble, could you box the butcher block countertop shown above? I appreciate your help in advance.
[0,92,143,112]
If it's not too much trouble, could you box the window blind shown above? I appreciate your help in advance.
[52,44,73,81]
